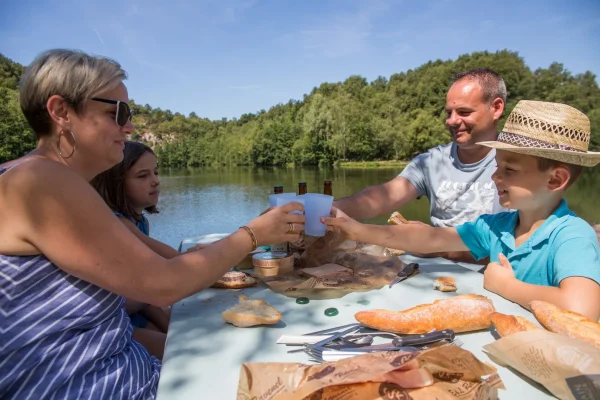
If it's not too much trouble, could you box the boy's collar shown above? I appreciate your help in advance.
[501,199,571,250]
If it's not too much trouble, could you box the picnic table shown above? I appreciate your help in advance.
[156,253,554,399]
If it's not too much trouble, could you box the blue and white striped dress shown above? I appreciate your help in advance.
[0,165,161,399]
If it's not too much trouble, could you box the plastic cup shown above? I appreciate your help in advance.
[303,193,334,237]
[269,193,304,214]
[269,193,297,207]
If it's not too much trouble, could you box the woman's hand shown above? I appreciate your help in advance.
[320,207,364,241]
[246,202,305,246]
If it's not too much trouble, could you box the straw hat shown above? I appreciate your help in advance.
[478,100,600,167]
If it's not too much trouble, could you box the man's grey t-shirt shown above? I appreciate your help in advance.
[400,142,506,227]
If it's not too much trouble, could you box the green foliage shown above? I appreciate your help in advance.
[1,50,599,166]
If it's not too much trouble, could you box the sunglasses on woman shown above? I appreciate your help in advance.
[91,97,133,127]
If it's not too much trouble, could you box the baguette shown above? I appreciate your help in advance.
[388,211,409,225]
[491,312,540,337]
[221,295,282,327]
[434,276,457,292]
[355,294,495,334]
[530,301,600,348]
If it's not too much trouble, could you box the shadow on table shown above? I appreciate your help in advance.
[159,284,332,393]
[159,259,496,395]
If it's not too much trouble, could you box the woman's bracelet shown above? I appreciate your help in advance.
[239,226,258,251]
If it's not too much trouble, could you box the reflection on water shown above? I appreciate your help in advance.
[149,166,600,248]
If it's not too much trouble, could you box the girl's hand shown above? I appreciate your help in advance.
[320,207,363,241]
[246,202,305,246]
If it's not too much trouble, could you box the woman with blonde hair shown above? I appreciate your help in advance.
[0,49,305,399]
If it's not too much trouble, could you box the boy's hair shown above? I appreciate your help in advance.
[19,49,127,137]
[536,157,583,188]
[91,141,159,220]
[451,68,507,104]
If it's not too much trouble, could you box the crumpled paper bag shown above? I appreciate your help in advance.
[483,329,600,400]
[259,232,412,299]
[237,346,503,400]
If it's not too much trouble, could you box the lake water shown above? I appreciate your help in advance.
[149,166,600,249]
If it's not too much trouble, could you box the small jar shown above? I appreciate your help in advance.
[252,251,294,277]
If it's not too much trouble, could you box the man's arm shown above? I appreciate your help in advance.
[493,277,600,321]
[334,176,419,221]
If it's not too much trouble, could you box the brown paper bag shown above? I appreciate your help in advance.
[237,346,504,400]
[256,232,411,299]
[483,329,600,400]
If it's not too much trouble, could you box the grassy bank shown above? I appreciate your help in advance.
[335,160,409,169]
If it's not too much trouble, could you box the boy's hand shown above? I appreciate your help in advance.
[483,253,516,295]
[321,207,363,241]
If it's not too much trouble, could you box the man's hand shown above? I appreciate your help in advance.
[483,253,517,296]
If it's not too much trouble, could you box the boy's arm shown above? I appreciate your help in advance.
[490,276,600,321]
[484,254,600,321]
[323,211,469,254]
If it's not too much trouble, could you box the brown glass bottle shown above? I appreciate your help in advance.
[323,180,333,196]
[298,182,307,195]
[274,186,283,194]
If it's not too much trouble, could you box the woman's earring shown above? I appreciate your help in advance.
[58,129,77,159]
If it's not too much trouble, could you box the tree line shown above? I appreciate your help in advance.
[1,50,599,167]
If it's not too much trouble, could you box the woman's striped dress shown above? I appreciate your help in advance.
[0,165,161,399]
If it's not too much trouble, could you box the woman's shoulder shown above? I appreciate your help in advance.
[1,156,81,184]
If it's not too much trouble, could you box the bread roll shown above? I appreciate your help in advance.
[221,295,282,327]
[386,212,408,255]
[211,271,257,289]
[491,312,540,337]
[355,294,495,334]
[434,277,457,292]
[530,301,600,348]
[388,211,409,225]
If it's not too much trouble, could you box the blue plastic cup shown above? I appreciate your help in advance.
[304,193,334,236]
[269,193,304,214]
[269,193,297,207]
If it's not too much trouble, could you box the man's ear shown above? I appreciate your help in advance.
[548,165,570,191]
[491,98,504,122]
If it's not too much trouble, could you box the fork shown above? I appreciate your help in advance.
[306,338,464,363]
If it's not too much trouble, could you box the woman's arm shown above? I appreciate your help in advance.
[2,159,303,307]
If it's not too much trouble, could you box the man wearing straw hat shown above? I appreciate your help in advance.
[324,100,600,320]
[334,68,507,263]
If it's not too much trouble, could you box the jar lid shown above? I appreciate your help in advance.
[252,251,294,268]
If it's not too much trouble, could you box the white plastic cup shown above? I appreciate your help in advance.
[303,193,334,237]
[269,193,297,207]
[269,193,304,214]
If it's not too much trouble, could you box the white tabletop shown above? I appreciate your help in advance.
[156,255,554,399]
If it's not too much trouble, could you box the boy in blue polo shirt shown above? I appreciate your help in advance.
[323,100,600,320]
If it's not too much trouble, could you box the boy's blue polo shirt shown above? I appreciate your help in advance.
[456,199,600,287]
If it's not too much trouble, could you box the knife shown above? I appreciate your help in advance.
[389,263,419,288]
[326,330,455,352]
[391,330,455,347]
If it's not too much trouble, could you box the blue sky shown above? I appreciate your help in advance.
[1,0,599,121]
